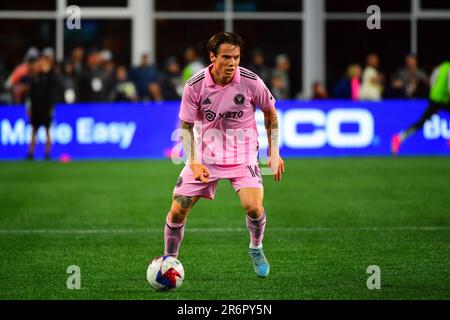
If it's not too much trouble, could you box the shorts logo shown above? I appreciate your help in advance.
[204,109,216,122]
[176,176,183,187]
[247,165,261,178]
[234,93,245,105]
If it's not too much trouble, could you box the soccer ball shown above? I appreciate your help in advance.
[147,256,184,290]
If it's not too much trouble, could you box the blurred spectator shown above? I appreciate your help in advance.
[112,65,138,102]
[0,60,10,104]
[70,46,85,78]
[131,52,158,101]
[60,61,79,104]
[101,49,113,64]
[271,72,289,100]
[79,49,113,102]
[0,60,5,84]
[42,47,55,66]
[271,54,291,100]
[26,55,59,160]
[5,47,40,104]
[247,49,271,84]
[385,75,406,99]
[41,47,61,79]
[101,49,116,89]
[311,81,328,100]
[333,63,362,100]
[360,53,384,101]
[41,47,64,103]
[150,56,183,102]
[182,46,205,83]
[394,53,429,98]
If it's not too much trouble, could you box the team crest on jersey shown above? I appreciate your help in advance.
[176,176,183,187]
[204,109,216,122]
[234,93,245,105]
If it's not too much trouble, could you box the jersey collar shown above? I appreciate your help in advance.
[206,63,241,87]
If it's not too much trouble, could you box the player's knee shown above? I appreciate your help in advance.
[169,194,198,223]
[169,200,191,222]
[244,203,263,219]
[169,207,189,223]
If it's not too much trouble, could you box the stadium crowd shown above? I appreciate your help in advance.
[0,46,431,106]
[325,52,429,101]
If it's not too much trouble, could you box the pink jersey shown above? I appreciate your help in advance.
[179,64,276,165]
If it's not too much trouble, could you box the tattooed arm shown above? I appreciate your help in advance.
[181,121,196,164]
[263,106,285,182]
[180,120,210,183]
[264,106,279,158]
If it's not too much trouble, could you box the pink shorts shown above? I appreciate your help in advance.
[173,164,263,200]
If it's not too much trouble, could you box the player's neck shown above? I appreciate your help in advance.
[210,66,233,87]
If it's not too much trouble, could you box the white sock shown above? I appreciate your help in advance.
[249,242,263,250]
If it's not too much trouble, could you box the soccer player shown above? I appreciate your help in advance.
[162,32,285,278]
[391,58,450,155]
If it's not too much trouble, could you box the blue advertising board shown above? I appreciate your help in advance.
[0,100,449,160]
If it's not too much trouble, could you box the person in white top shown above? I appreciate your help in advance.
[359,53,384,101]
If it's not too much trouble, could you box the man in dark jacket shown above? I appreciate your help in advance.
[79,50,113,102]
[26,55,59,160]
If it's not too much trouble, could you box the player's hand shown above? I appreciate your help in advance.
[268,155,285,182]
[189,163,210,183]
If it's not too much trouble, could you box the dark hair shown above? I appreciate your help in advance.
[206,32,244,57]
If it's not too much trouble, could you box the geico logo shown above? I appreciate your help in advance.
[423,115,450,140]
[283,109,374,148]
[255,108,374,149]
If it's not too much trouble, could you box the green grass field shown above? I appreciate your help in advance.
[0,158,449,300]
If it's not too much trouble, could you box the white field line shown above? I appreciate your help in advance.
[0,226,448,235]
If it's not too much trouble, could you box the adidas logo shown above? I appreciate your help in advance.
[202,97,212,105]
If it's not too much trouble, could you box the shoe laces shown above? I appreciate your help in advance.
[249,249,265,262]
